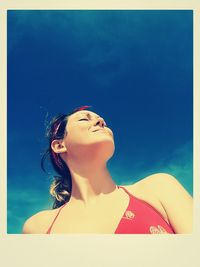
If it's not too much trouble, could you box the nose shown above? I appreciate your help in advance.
[95,117,106,127]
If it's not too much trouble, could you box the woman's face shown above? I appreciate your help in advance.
[62,110,115,160]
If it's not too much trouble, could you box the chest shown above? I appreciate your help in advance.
[48,192,129,233]
[47,188,169,234]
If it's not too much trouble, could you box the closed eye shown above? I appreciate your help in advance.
[78,118,108,127]
[78,118,89,121]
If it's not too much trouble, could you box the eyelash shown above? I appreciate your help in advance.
[79,118,89,121]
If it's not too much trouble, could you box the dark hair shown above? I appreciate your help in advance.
[41,106,91,209]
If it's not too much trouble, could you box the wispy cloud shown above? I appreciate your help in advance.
[155,140,193,194]
[111,140,193,195]
[8,186,52,234]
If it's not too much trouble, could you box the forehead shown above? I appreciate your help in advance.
[68,110,101,122]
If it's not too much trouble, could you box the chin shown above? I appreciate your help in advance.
[68,139,115,161]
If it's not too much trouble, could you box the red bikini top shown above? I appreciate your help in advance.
[46,186,175,234]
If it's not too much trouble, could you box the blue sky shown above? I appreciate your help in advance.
[7,10,193,233]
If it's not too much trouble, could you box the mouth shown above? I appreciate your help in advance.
[92,128,113,137]
[92,128,105,132]
[91,127,113,138]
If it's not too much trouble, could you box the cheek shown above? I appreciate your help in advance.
[65,129,90,147]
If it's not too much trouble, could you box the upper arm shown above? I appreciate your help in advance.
[153,173,193,234]
[22,216,37,234]
[22,210,52,234]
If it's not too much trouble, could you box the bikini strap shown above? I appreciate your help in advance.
[47,187,133,234]
[46,203,67,234]
[118,185,135,197]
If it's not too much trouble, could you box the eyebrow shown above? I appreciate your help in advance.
[77,112,100,119]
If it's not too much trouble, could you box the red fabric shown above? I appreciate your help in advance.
[46,203,67,234]
[114,186,175,234]
[46,186,175,234]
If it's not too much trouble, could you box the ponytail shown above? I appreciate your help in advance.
[50,176,71,209]
[41,148,72,209]
[41,106,91,208]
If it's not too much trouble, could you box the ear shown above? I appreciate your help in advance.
[51,139,67,154]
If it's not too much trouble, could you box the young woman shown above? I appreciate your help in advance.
[23,106,192,234]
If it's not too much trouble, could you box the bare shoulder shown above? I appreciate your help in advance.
[124,172,190,197]
[124,173,193,233]
[142,172,192,199]
[122,173,173,213]
[22,208,58,234]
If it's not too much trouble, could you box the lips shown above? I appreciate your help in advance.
[91,127,113,138]
[92,128,105,132]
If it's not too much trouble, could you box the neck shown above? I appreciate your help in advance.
[66,158,117,205]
